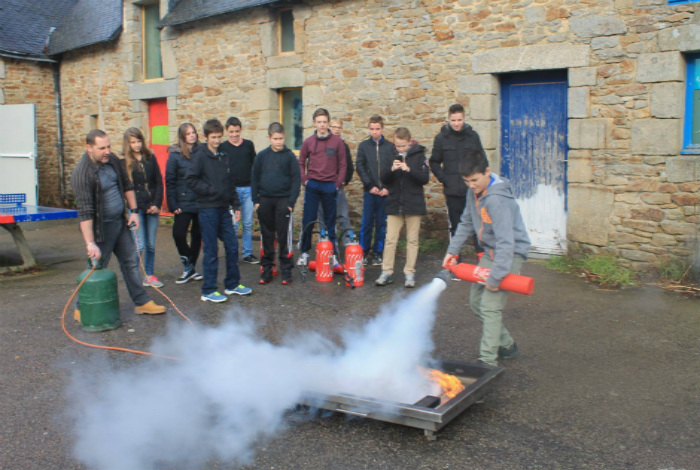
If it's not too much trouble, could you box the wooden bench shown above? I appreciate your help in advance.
[0,193,78,272]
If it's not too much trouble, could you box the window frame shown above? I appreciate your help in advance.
[278,88,303,155]
[142,1,163,82]
[681,52,700,154]
[277,8,295,54]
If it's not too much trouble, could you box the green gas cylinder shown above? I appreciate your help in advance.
[77,258,121,331]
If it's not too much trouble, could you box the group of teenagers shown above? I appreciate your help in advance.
[71,102,531,367]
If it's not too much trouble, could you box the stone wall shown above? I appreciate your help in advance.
[0,58,62,205]
[54,0,700,266]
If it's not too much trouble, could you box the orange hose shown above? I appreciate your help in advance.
[61,228,193,361]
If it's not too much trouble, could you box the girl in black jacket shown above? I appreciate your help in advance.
[122,127,164,288]
[165,123,203,284]
[375,127,430,288]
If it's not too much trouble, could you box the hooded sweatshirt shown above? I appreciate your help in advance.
[429,123,485,197]
[447,174,531,288]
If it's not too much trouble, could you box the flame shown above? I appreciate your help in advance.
[419,367,465,399]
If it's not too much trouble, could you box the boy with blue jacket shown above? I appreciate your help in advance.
[442,151,531,367]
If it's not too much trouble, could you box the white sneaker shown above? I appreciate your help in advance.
[297,252,309,266]
[405,273,415,288]
[332,255,340,267]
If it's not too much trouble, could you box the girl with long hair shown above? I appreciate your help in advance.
[165,123,203,283]
[122,127,164,288]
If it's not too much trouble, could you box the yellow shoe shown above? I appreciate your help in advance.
[134,300,166,315]
[73,309,81,323]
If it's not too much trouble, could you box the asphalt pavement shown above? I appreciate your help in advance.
[1,219,698,470]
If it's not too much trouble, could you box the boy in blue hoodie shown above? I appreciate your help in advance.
[442,151,531,367]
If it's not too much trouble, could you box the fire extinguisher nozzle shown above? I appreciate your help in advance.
[434,269,453,284]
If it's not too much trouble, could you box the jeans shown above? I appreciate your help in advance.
[234,186,254,257]
[198,207,240,295]
[317,187,353,245]
[172,212,201,267]
[359,192,386,255]
[135,212,159,276]
[469,255,525,365]
[78,218,151,308]
[300,179,338,254]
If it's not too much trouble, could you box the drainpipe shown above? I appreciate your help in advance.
[53,61,65,204]
[47,27,66,204]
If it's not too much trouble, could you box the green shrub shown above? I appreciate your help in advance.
[545,253,636,288]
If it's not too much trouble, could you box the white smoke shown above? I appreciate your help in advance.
[68,279,446,470]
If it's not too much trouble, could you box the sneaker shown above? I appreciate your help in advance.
[243,254,260,264]
[176,268,197,284]
[281,270,293,285]
[193,272,203,281]
[405,273,415,288]
[134,300,167,314]
[142,275,164,288]
[375,271,393,286]
[362,255,369,266]
[225,285,252,296]
[372,254,383,266]
[260,267,273,284]
[201,291,228,303]
[297,252,309,267]
[498,342,520,360]
[332,255,340,268]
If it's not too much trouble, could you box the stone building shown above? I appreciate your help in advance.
[1,0,699,268]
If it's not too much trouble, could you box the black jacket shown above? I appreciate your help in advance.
[186,145,241,210]
[355,136,394,192]
[342,141,354,186]
[165,144,199,214]
[380,144,430,215]
[123,155,163,211]
[429,124,485,197]
[70,152,134,243]
[219,139,256,187]
[250,146,301,207]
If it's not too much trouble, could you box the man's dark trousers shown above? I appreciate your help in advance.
[198,207,240,295]
[300,179,337,253]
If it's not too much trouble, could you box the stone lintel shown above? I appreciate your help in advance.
[129,79,178,100]
[267,68,305,89]
[472,45,590,74]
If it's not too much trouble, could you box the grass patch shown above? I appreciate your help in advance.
[544,253,637,288]
[656,257,698,285]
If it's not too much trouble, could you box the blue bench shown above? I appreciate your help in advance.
[0,193,78,272]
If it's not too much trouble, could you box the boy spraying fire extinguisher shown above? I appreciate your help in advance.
[442,150,531,368]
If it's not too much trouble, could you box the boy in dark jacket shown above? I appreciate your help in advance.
[251,122,301,284]
[355,114,394,266]
[186,119,252,302]
[429,104,485,255]
[442,151,531,367]
[375,128,430,288]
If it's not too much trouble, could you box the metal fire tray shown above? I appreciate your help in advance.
[298,359,504,440]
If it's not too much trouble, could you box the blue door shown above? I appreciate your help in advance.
[500,71,568,254]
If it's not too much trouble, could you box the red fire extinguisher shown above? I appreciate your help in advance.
[344,231,364,287]
[315,229,334,282]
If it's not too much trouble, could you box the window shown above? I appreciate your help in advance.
[278,9,295,53]
[682,53,700,154]
[279,89,303,152]
[87,114,99,132]
[142,2,163,80]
